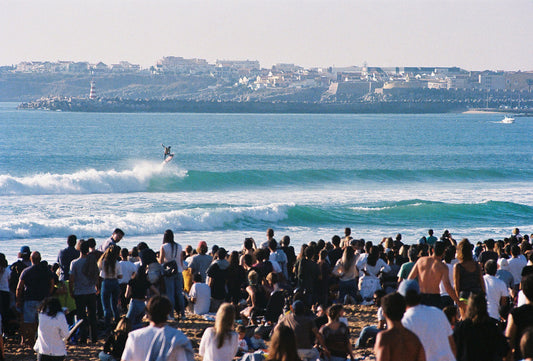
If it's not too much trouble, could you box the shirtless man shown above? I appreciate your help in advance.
[374,292,425,361]
[408,241,463,310]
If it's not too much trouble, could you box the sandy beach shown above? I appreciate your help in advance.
[4,304,377,361]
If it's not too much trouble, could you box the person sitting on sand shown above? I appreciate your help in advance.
[408,241,462,310]
[374,292,425,361]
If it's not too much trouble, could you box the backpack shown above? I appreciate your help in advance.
[146,262,163,284]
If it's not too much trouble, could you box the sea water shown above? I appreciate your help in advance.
[1,102,532,263]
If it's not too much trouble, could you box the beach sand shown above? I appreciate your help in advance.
[4,304,377,361]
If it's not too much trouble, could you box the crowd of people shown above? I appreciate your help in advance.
[2,226,533,361]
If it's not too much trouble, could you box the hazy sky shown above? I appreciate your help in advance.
[2,0,532,71]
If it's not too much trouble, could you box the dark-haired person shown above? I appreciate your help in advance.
[453,239,484,318]
[319,304,354,360]
[158,229,185,320]
[483,259,509,322]
[478,239,498,268]
[520,327,533,361]
[506,275,533,360]
[453,293,509,361]
[188,241,212,282]
[69,241,98,344]
[333,246,359,305]
[57,234,80,282]
[408,241,461,310]
[16,251,55,347]
[34,297,69,361]
[374,292,425,361]
[280,235,296,280]
[98,228,125,253]
[358,246,390,303]
[121,295,193,361]
[400,280,455,361]
[206,248,229,312]
[508,244,527,294]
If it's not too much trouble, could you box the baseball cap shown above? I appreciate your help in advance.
[20,246,31,255]
[398,280,420,297]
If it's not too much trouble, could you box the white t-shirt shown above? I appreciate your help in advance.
[508,257,527,286]
[162,243,184,272]
[199,327,239,361]
[0,267,11,292]
[189,282,211,315]
[402,304,455,361]
[34,312,69,356]
[99,260,123,279]
[122,325,189,361]
[119,260,139,285]
[484,274,509,320]
[439,260,458,296]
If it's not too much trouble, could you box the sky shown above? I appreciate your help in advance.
[1,0,532,71]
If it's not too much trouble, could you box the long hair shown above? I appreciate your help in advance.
[457,238,474,262]
[38,297,63,318]
[0,253,7,276]
[367,246,379,267]
[341,246,355,272]
[98,244,120,276]
[268,325,301,361]
[214,303,235,349]
[163,229,177,257]
[465,292,489,324]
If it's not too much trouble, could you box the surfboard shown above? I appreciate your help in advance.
[162,154,174,165]
[66,318,84,341]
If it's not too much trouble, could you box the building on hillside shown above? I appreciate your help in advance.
[215,60,260,72]
[479,71,506,90]
[156,56,212,74]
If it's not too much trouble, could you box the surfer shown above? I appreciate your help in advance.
[162,143,172,160]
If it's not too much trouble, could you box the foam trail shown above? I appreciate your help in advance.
[0,161,187,196]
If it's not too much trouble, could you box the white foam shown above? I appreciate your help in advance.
[0,162,187,196]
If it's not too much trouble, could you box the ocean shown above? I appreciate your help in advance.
[1,102,532,263]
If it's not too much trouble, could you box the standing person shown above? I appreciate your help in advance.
[374,292,425,361]
[125,265,159,330]
[206,248,229,312]
[121,295,194,361]
[478,239,499,267]
[8,246,32,294]
[408,241,461,310]
[328,236,344,268]
[261,228,275,249]
[319,304,355,361]
[98,245,123,334]
[506,275,533,360]
[225,251,246,306]
[453,293,509,361]
[0,253,11,327]
[118,248,137,315]
[397,247,418,283]
[342,227,353,248]
[294,247,320,306]
[188,241,212,282]
[280,236,297,281]
[426,229,438,246]
[33,297,69,361]
[69,241,99,344]
[268,324,301,361]
[158,229,185,320]
[453,239,484,312]
[57,234,80,282]
[16,251,55,347]
[399,280,456,361]
[239,238,257,268]
[99,229,125,253]
[317,249,332,307]
[199,303,239,361]
[508,244,527,294]
[483,260,510,322]
[332,247,359,305]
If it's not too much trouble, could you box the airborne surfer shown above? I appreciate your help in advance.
[162,143,172,160]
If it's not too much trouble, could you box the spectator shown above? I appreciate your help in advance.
[118,248,137,315]
[333,247,359,305]
[483,260,510,322]
[319,304,355,360]
[268,324,301,361]
[34,297,69,361]
[57,234,80,282]
[99,316,131,361]
[506,274,533,360]
[125,264,159,329]
[98,245,123,334]
[374,292,425,361]
[199,303,239,361]
[121,295,194,361]
[207,248,229,312]
[188,241,212,282]
[158,229,185,320]
[98,228,124,253]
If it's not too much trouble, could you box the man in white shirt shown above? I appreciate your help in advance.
[399,280,456,361]
[483,260,510,321]
[508,245,527,291]
[189,273,211,315]
[119,248,138,314]
[121,295,193,361]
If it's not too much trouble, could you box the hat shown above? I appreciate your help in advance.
[398,280,420,297]
[498,258,509,271]
[197,241,207,248]
[291,300,305,315]
[20,246,31,255]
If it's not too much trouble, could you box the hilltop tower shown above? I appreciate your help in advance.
[89,81,97,99]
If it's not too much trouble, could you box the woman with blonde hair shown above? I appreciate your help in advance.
[98,244,123,334]
[199,303,238,361]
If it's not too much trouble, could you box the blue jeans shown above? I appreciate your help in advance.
[356,325,380,348]
[338,278,358,304]
[163,272,185,317]
[101,278,119,330]
[126,299,146,330]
